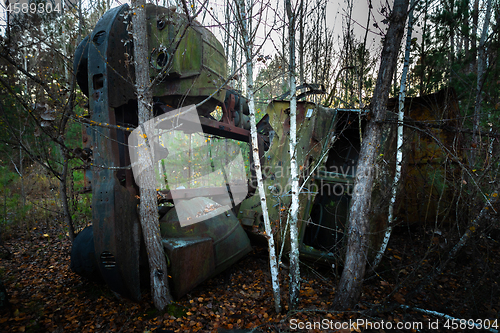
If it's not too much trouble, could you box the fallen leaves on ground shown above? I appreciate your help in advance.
[0,225,499,332]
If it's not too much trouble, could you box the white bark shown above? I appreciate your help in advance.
[131,0,172,310]
[372,0,415,269]
[236,0,281,314]
[298,0,305,84]
[285,0,300,310]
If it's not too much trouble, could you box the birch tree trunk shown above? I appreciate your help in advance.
[236,0,281,314]
[359,0,372,108]
[285,0,300,310]
[131,0,172,310]
[333,0,409,310]
[419,0,428,95]
[298,0,305,84]
[372,0,415,269]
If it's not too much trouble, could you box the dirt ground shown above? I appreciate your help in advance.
[0,224,499,332]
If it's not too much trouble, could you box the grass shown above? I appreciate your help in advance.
[0,164,92,240]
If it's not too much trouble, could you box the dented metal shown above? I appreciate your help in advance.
[71,3,462,300]
[71,4,252,300]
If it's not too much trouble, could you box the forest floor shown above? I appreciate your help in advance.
[0,224,499,333]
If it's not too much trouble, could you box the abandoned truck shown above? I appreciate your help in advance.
[70,4,462,300]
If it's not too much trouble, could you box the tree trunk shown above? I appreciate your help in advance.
[472,0,493,164]
[59,150,75,242]
[373,0,415,269]
[470,0,479,73]
[419,0,428,95]
[447,0,455,85]
[464,0,469,68]
[285,0,300,311]
[236,0,281,314]
[333,0,409,310]
[359,0,372,108]
[298,0,305,84]
[131,0,172,310]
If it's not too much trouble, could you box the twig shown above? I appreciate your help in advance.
[400,305,499,333]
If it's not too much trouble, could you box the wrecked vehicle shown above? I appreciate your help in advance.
[239,88,462,269]
[71,4,253,300]
[70,3,462,300]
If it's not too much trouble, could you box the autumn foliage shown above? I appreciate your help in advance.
[1,222,499,332]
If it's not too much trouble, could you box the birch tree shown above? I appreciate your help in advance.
[131,0,172,310]
[285,0,300,310]
[334,0,409,310]
[235,0,281,313]
[372,0,415,269]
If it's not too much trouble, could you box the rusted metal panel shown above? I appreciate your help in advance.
[148,5,227,115]
[159,185,248,201]
[237,101,338,249]
[71,3,256,301]
[87,4,141,301]
[299,109,361,263]
[160,197,252,298]
[238,89,463,264]
[391,88,462,225]
[189,114,251,142]
[162,237,215,299]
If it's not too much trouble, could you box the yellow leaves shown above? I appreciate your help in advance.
[301,287,315,297]
[351,322,362,332]
[470,226,476,232]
